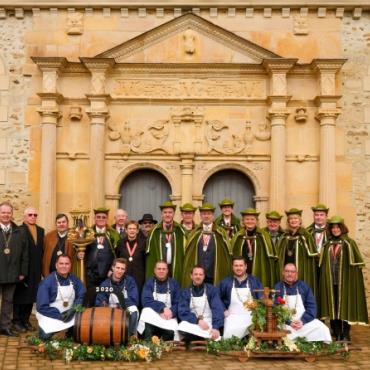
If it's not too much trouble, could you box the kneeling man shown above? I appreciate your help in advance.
[178,265,223,341]
[274,263,331,342]
[36,254,85,340]
[219,257,263,338]
[138,260,180,341]
[95,258,139,337]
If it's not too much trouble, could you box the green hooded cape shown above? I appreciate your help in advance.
[215,213,241,239]
[232,227,279,288]
[145,221,186,283]
[306,223,330,253]
[182,223,232,287]
[276,227,318,299]
[318,235,368,325]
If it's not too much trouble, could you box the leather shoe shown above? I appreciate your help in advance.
[0,328,19,337]
[12,323,26,333]
[23,322,34,331]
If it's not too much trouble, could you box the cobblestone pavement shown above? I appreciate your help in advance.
[0,324,368,370]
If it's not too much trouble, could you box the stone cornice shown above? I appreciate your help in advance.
[80,58,116,71]
[262,58,298,73]
[31,57,68,72]
[2,1,370,10]
[311,59,347,73]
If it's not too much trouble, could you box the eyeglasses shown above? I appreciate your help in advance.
[95,215,107,219]
[28,213,38,217]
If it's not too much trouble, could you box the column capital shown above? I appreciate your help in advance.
[315,108,341,123]
[268,108,290,121]
[36,93,63,122]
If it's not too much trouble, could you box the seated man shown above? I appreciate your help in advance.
[36,254,85,340]
[138,260,180,341]
[274,263,331,342]
[178,265,223,341]
[219,257,263,339]
[95,258,139,337]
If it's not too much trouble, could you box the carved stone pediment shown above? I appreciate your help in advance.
[96,13,281,64]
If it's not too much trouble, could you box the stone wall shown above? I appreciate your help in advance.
[340,12,370,311]
[0,13,33,223]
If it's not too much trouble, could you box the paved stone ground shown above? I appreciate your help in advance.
[0,324,368,370]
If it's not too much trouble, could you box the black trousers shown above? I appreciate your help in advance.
[13,303,33,326]
[143,323,174,341]
[0,283,16,329]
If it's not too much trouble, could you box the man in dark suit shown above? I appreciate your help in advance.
[0,201,28,336]
[13,207,44,332]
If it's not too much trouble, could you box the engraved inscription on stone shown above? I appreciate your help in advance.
[112,79,265,99]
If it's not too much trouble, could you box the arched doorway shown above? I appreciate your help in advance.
[119,169,172,221]
[203,169,255,217]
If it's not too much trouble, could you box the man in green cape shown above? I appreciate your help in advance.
[263,210,285,248]
[180,203,198,235]
[145,201,186,284]
[215,198,240,239]
[319,216,368,341]
[276,208,318,299]
[182,203,231,287]
[232,208,278,287]
[306,203,330,256]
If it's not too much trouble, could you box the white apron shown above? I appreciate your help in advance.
[36,280,75,334]
[285,291,332,343]
[138,291,179,339]
[178,292,219,339]
[223,284,252,339]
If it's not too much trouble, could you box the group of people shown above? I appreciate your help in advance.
[0,199,368,344]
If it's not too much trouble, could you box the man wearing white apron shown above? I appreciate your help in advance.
[219,256,263,338]
[178,265,224,341]
[274,263,332,343]
[138,261,180,340]
[95,258,139,336]
[36,254,85,340]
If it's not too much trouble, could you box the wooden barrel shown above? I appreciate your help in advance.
[74,307,129,346]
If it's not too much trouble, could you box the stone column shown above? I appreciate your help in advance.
[263,59,296,211]
[180,154,195,205]
[313,60,346,214]
[81,58,115,210]
[33,57,66,231]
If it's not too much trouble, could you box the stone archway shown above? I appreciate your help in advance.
[203,169,255,217]
[119,169,172,221]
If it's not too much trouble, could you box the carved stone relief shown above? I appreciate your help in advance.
[183,29,196,56]
[66,12,84,35]
[294,107,308,123]
[205,120,246,154]
[112,79,265,99]
[108,119,170,154]
[69,105,83,121]
[91,72,106,95]
[293,16,309,35]
[321,74,335,95]
[254,121,271,141]
[42,71,57,93]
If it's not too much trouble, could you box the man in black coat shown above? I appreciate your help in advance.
[0,201,29,336]
[13,207,44,332]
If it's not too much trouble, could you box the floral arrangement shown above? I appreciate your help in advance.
[27,335,173,364]
[244,296,293,332]
[206,336,346,357]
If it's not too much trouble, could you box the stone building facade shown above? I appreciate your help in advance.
[0,1,369,307]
